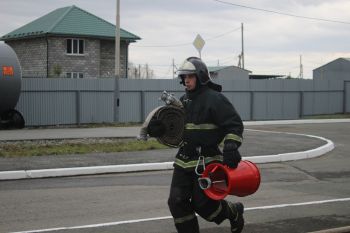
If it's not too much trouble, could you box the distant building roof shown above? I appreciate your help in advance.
[1,5,140,42]
[208,66,230,72]
[313,58,350,71]
[208,65,251,73]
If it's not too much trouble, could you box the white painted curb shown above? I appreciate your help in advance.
[0,131,334,181]
[0,162,174,180]
[245,130,334,163]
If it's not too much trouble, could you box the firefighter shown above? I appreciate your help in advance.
[148,57,245,233]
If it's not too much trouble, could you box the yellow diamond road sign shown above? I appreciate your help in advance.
[193,34,205,52]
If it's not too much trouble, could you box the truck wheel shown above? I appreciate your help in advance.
[1,109,25,129]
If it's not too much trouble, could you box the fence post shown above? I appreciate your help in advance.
[76,90,81,125]
[250,91,254,121]
[299,91,304,119]
[344,81,349,114]
[141,91,145,122]
[113,77,120,123]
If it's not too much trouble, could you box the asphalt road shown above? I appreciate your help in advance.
[1,122,350,233]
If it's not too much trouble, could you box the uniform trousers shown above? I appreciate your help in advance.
[168,167,229,233]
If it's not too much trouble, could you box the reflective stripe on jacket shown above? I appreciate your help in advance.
[174,86,243,170]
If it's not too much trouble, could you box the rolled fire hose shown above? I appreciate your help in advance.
[138,91,185,147]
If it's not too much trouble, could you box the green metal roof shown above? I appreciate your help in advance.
[1,5,141,41]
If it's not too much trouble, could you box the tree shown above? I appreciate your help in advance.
[128,62,154,79]
[52,64,62,78]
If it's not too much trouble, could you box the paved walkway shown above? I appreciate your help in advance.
[0,119,347,180]
[1,119,349,141]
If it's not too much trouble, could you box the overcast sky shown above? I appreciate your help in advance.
[1,0,349,79]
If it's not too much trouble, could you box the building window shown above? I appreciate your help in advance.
[66,39,84,55]
[66,72,84,78]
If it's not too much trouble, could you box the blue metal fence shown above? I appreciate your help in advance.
[15,78,349,126]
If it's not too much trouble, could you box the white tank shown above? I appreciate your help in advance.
[0,43,24,128]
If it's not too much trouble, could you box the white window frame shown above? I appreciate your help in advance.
[66,72,84,79]
[66,38,85,55]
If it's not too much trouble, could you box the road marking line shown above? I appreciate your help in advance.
[10,197,350,233]
[245,197,350,210]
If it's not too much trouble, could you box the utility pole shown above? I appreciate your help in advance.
[238,54,242,68]
[134,66,137,79]
[113,0,121,122]
[241,23,245,69]
[138,64,141,79]
[299,55,303,79]
[172,58,175,79]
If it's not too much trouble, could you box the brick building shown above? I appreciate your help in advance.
[0,5,140,78]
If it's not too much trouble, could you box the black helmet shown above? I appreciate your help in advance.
[177,57,222,92]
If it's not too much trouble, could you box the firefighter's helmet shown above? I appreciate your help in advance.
[177,57,222,92]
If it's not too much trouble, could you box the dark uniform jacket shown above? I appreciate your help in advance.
[175,85,244,170]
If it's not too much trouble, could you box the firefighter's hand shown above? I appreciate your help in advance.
[147,119,166,137]
[223,140,241,168]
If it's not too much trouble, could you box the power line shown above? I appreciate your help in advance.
[133,26,241,48]
[206,26,241,40]
[145,64,174,67]
[219,59,236,66]
[131,54,241,71]
[133,42,192,48]
[156,64,173,78]
[205,54,237,64]
[212,0,350,25]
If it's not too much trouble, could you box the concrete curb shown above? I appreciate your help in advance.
[0,131,334,181]
[0,162,175,180]
[245,130,334,163]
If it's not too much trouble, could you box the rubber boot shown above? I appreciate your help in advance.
[227,202,244,233]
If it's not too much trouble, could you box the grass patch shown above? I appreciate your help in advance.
[27,122,142,129]
[0,139,169,157]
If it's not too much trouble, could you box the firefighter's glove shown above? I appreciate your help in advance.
[147,119,166,137]
[223,140,241,169]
